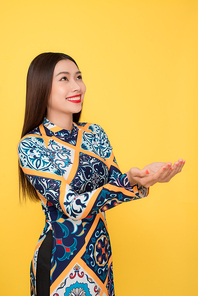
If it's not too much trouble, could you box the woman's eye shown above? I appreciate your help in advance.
[60,76,68,81]
[77,75,82,80]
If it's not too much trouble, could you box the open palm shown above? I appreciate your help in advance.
[127,159,185,188]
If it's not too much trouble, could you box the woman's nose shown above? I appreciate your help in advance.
[71,79,81,91]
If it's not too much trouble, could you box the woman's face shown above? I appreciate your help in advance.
[47,59,86,122]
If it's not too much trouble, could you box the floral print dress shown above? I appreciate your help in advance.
[18,118,148,296]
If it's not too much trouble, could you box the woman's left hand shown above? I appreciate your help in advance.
[127,159,185,188]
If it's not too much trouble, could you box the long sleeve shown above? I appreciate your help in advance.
[18,123,148,220]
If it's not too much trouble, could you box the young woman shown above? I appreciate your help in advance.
[18,52,185,296]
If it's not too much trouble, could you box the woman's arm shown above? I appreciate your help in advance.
[18,131,147,221]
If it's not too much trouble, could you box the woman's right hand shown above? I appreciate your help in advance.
[126,159,185,188]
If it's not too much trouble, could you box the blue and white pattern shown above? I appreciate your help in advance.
[88,124,112,159]
[25,174,63,212]
[81,125,112,160]
[81,218,111,283]
[18,137,62,175]
[70,152,109,194]
[27,126,42,136]
[92,188,134,213]
[47,139,75,179]
[82,219,111,283]
[18,119,148,296]
[63,184,95,220]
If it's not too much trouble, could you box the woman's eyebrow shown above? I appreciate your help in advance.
[56,71,81,76]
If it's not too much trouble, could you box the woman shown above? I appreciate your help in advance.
[18,52,185,296]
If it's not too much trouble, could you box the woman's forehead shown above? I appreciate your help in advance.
[54,59,79,75]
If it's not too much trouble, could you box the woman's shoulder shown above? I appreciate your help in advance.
[18,126,45,151]
[76,122,105,134]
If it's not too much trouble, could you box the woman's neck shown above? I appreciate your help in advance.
[46,112,73,131]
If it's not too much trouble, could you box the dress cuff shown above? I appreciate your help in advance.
[123,173,149,198]
[137,186,149,198]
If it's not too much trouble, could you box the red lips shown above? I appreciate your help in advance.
[66,94,81,103]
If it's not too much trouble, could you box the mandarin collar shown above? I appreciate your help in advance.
[43,118,78,136]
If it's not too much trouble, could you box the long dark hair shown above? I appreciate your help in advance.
[19,52,82,201]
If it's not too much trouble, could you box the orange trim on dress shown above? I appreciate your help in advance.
[66,129,83,185]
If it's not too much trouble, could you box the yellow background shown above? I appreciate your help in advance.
[0,0,197,295]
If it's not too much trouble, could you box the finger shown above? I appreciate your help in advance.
[161,163,172,173]
[130,167,149,178]
[163,160,182,175]
[178,159,185,169]
[175,161,185,174]
[162,160,185,182]
[165,162,172,169]
[172,159,185,174]
[154,162,177,183]
[160,165,174,181]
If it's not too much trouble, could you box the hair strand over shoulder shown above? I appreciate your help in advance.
[19,52,81,202]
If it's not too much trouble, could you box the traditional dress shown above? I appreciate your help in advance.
[18,118,148,296]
